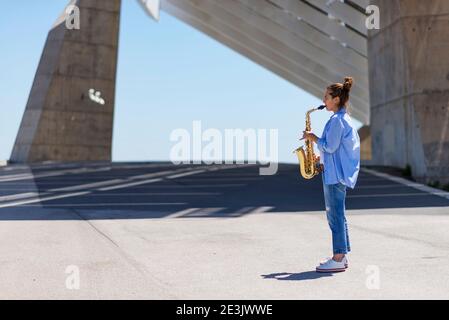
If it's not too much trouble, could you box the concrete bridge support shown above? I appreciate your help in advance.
[10,0,121,163]
[368,0,449,184]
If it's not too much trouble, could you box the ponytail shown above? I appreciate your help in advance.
[327,76,353,109]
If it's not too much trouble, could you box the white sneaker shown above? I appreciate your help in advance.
[316,258,346,273]
[320,256,348,268]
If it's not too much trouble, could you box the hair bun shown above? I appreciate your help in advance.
[343,77,353,91]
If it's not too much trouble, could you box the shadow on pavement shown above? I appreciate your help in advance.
[0,162,448,220]
[261,271,335,281]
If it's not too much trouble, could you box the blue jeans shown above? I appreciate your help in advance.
[322,177,351,255]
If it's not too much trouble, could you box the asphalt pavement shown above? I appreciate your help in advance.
[0,162,448,299]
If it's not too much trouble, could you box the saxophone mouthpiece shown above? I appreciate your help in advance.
[318,105,326,110]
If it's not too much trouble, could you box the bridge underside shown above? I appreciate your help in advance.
[10,0,449,183]
[160,0,371,124]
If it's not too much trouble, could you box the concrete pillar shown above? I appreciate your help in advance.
[358,125,372,161]
[368,0,449,184]
[10,0,121,163]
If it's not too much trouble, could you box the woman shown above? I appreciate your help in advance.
[301,77,360,273]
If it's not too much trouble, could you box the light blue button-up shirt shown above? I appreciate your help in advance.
[316,108,360,189]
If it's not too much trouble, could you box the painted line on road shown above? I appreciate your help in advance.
[18,202,188,207]
[0,173,31,181]
[0,163,181,177]
[227,206,274,217]
[0,164,253,208]
[98,167,223,190]
[98,178,164,191]
[347,193,447,198]
[237,206,256,213]
[126,170,177,180]
[0,166,112,182]
[164,208,201,218]
[0,170,178,185]
[169,177,264,181]
[362,168,449,201]
[0,167,207,204]
[356,184,409,189]
[84,192,222,196]
[229,206,257,216]
[165,205,273,219]
[184,207,227,217]
[0,191,90,209]
[249,206,274,214]
[0,192,40,202]
[47,179,125,192]
[152,184,247,188]
[0,184,247,191]
[166,170,207,179]
[96,166,220,191]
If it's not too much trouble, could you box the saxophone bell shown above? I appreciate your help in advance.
[294,106,325,180]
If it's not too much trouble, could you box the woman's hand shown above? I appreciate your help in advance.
[300,131,318,143]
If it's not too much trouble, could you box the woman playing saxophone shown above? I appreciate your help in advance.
[301,77,360,273]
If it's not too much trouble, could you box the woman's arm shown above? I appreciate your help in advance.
[315,118,344,154]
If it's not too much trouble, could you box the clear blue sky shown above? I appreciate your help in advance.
[0,1,362,164]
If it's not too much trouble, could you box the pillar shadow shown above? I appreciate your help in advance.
[0,162,447,220]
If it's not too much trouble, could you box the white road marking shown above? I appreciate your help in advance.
[0,173,31,181]
[127,170,177,180]
[166,170,207,179]
[0,191,90,209]
[98,178,163,191]
[0,166,112,182]
[357,184,406,189]
[165,207,231,218]
[156,184,246,188]
[0,164,250,208]
[362,168,449,201]
[249,206,274,214]
[10,167,212,194]
[0,169,182,185]
[186,207,227,216]
[347,193,445,198]
[109,163,187,170]
[169,177,263,181]
[19,202,188,207]
[0,167,211,207]
[0,184,247,191]
[227,206,274,217]
[84,192,221,196]
[0,192,40,202]
[234,206,257,214]
[47,179,124,192]
[164,208,200,219]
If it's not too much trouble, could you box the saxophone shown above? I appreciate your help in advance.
[293,105,325,179]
